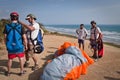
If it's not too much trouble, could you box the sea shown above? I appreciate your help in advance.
[44,24,120,45]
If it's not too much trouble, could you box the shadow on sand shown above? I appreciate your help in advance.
[104,71,120,80]
[48,47,58,49]
[104,76,120,80]
[42,53,54,60]
[28,65,45,80]
[0,59,21,76]
[116,71,120,74]
[0,59,20,68]
[28,53,54,80]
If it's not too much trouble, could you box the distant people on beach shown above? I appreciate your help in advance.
[19,14,43,70]
[89,20,103,61]
[76,24,88,50]
[3,12,27,76]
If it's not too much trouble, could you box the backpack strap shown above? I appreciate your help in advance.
[30,31,38,46]
[30,29,43,46]
[7,23,22,36]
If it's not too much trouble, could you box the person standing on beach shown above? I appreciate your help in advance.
[76,24,88,50]
[19,14,41,70]
[90,21,103,60]
[3,12,27,76]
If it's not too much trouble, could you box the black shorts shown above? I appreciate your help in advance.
[78,39,84,44]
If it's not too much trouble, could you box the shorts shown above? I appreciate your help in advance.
[90,40,98,50]
[78,39,84,44]
[25,44,35,57]
[8,52,24,59]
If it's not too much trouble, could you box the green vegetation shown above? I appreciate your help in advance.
[0,19,48,43]
[38,22,49,34]
[0,19,11,42]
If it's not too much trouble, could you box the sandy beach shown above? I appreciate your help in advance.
[0,34,120,80]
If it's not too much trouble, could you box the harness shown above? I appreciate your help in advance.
[7,24,21,36]
[91,27,97,40]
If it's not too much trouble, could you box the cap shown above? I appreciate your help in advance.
[10,12,19,17]
[25,14,36,20]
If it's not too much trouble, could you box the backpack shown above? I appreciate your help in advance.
[5,23,24,53]
[31,29,44,54]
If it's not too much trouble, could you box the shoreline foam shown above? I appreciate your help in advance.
[46,31,120,48]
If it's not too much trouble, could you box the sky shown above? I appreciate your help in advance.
[0,0,120,25]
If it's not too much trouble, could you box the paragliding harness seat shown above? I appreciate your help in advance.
[30,29,44,54]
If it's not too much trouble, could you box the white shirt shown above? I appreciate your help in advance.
[30,22,39,40]
[26,22,39,45]
[76,28,88,40]
[90,27,101,40]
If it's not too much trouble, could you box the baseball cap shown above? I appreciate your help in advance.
[25,14,36,20]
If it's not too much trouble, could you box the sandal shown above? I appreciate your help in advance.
[18,70,26,76]
[5,71,11,76]
[24,62,30,68]
[32,64,39,71]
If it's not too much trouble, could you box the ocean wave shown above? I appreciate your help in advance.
[102,31,120,40]
[45,25,120,45]
[45,26,76,34]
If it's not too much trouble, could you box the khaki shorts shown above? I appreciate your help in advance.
[25,44,35,57]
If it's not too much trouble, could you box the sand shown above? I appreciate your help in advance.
[0,34,120,80]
